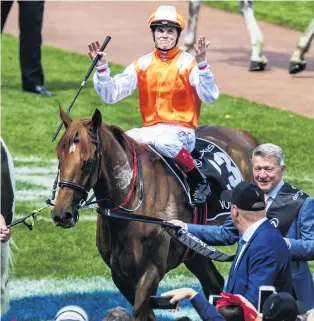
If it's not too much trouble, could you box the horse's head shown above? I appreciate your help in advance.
[51,107,102,228]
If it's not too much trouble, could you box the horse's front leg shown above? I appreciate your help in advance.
[132,234,170,321]
[182,0,202,51]
[240,0,267,71]
[132,263,161,321]
[289,18,314,74]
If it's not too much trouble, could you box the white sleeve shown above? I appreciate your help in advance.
[93,62,138,104]
[189,63,219,103]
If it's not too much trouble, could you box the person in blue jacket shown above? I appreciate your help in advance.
[170,143,314,309]
[172,181,293,308]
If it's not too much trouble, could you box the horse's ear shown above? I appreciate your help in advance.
[92,108,102,132]
[59,103,72,128]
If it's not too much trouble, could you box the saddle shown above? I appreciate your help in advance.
[149,137,243,225]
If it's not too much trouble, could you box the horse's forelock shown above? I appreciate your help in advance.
[56,118,94,160]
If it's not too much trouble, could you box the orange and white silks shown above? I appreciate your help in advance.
[93,47,219,129]
[134,47,201,129]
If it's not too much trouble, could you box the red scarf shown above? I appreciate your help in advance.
[215,292,257,321]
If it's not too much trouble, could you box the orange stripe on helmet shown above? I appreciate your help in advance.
[148,5,186,30]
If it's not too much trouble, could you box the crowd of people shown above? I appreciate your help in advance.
[1,3,313,321]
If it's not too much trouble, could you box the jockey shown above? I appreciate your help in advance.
[88,5,219,204]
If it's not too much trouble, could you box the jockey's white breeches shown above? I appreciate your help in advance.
[126,123,196,158]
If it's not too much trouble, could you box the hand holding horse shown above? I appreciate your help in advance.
[0,214,11,243]
[88,40,107,66]
[168,219,186,229]
[161,287,198,306]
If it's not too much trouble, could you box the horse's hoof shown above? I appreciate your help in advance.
[249,60,267,72]
[289,61,307,74]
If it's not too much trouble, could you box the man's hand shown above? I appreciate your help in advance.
[88,41,107,66]
[161,288,197,306]
[194,36,210,64]
[167,220,186,229]
[0,226,11,243]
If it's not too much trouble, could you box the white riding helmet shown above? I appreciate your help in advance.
[148,5,186,31]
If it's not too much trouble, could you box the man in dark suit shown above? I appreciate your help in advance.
[169,181,292,308]
[1,1,53,96]
[220,182,292,305]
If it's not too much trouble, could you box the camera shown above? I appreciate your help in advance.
[149,296,177,309]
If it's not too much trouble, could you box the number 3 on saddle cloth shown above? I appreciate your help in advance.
[149,138,243,226]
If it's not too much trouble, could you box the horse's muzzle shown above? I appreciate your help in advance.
[51,207,79,229]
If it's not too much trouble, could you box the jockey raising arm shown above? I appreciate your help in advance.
[88,5,219,204]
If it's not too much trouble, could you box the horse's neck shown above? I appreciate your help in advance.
[96,134,134,204]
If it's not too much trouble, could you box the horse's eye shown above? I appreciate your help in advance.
[74,137,80,143]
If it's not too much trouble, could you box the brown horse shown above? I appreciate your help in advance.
[51,108,258,321]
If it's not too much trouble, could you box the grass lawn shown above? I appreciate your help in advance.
[2,33,314,280]
[205,1,314,32]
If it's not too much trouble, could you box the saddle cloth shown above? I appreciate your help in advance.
[149,137,243,225]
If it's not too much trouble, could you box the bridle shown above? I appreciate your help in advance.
[48,128,144,217]
[58,131,102,199]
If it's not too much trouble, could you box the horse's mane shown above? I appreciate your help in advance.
[56,118,95,160]
[109,125,148,153]
[109,126,161,169]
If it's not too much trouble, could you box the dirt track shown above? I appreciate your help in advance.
[3,1,314,118]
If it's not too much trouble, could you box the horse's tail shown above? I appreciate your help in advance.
[1,237,16,315]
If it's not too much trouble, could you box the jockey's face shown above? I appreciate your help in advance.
[154,26,178,50]
[252,156,285,194]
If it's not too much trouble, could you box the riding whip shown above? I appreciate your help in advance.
[52,36,112,142]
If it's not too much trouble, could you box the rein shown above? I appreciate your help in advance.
[96,207,234,262]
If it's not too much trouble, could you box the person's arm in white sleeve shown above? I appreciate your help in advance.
[93,62,138,104]
[189,62,219,103]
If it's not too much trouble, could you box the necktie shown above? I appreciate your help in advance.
[226,238,246,291]
[265,195,272,211]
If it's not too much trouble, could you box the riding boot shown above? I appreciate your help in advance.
[174,148,211,204]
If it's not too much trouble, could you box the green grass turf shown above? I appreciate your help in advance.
[2,33,313,280]
[204,1,314,32]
